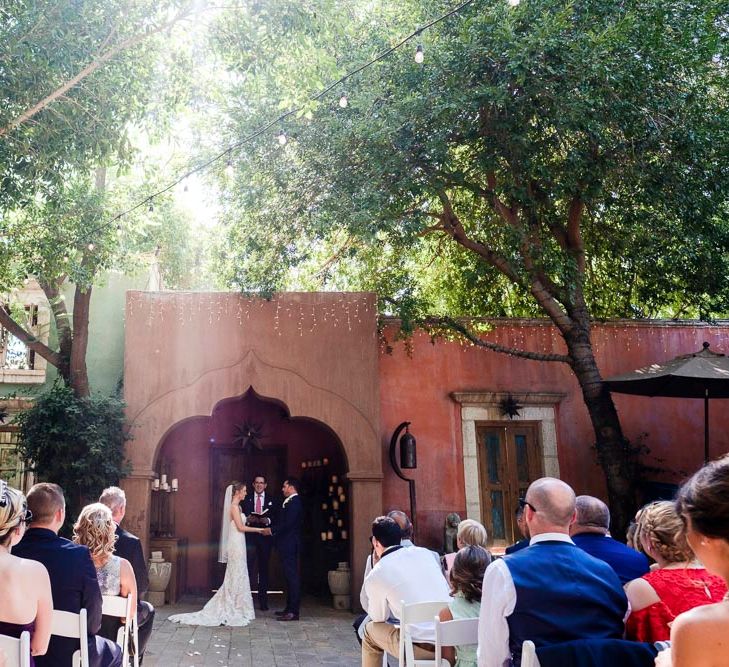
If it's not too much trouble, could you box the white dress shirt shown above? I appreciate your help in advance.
[477,533,574,667]
[363,545,450,641]
[283,492,298,506]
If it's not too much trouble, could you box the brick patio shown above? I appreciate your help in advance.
[143,596,361,666]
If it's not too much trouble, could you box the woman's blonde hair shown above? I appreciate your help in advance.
[457,519,488,548]
[73,503,117,561]
[0,481,26,547]
[636,500,692,563]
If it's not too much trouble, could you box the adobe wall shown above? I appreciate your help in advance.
[379,320,729,551]
[121,291,381,599]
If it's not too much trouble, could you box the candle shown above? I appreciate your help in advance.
[323,457,329,465]
[320,532,327,541]
[337,519,343,527]
[327,530,334,540]
[161,474,167,485]
[339,494,345,503]
[328,485,334,493]
[162,482,169,491]
[171,478,178,491]
[331,475,338,484]
[153,479,160,490]
[337,486,344,495]
[332,500,339,510]
[329,516,335,524]
[341,530,348,540]
[301,461,307,468]
[321,503,328,510]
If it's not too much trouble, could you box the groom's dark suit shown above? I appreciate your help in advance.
[241,491,279,609]
[272,494,303,616]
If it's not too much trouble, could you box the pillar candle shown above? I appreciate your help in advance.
[321,503,328,510]
[321,532,327,541]
[153,479,160,490]
[339,494,345,503]
[161,474,167,485]
[323,458,329,465]
[327,531,334,540]
[332,500,339,510]
[337,519,343,527]
[331,475,338,484]
[341,530,348,540]
[337,486,344,495]
[171,478,178,491]
[328,485,334,493]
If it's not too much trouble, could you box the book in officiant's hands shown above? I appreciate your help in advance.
[246,508,270,528]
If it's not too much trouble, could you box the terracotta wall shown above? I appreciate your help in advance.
[378,320,729,551]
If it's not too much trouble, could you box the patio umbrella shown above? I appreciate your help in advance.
[605,342,729,464]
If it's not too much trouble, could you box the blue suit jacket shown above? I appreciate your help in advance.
[572,533,650,585]
[272,494,303,553]
[14,527,116,667]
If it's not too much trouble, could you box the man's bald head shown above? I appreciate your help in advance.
[387,510,413,540]
[525,478,576,533]
[572,495,610,536]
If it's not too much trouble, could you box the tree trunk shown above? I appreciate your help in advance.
[564,319,636,539]
[69,285,92,398]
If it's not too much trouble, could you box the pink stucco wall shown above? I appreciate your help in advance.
[379,320,729,551]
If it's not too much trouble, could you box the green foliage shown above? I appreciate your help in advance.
[210,0,729,322]
[15,383,130,526]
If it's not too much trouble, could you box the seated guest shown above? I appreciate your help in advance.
[14,483,122,667]
[443,520,490,576]
[656,455,729,667]
[439,545,490,667]
[569,495,650,584]
[0,481,53,664]
[504,504,529,554]
[99,486,155,661]
[73,504,137,644]
[626,500,727,643]
[477,478,627,667]
[361,516,451,667]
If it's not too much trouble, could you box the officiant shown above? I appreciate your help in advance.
[241,474,278,611]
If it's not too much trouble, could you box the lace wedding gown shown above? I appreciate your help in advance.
[169,512,255,627]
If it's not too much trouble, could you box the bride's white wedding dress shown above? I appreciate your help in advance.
[169,504,255,627]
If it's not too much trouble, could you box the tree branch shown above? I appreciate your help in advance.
[0,303,61,368]
[0,4,193,137]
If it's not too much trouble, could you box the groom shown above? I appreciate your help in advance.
[272,477,303,621]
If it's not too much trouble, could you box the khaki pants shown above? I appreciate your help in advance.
[361,621,435,667]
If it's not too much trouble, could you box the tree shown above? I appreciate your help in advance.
[210,0,729,534]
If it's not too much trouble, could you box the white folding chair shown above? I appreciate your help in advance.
[521,639,540,667]
[0,630,31,667]
[433,616,479,667]
[399,600,446,666]
[51,608,89,667]
[102,594,138,667]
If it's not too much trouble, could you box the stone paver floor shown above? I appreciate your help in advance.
[144,596,361,666]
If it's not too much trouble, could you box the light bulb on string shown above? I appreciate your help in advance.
[414,43,424,64]
[116,225,123,237]
[87,242,95,251]
[225,155,235,179]
[507,0,520,5]
[338,92,348,108]
[277,129,287,146]
[148,200,154,213]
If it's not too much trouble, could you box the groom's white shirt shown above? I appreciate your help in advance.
[283,492,298,506]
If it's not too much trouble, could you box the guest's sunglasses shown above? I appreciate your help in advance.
[518,498,538,513]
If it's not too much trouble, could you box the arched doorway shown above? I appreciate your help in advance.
[154,388,350,600]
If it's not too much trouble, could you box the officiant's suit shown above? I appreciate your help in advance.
[241,490,279,610]
[272,493,303,618]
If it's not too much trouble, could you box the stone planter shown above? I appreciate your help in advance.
[327,561,351,610]
[148,552,172,607]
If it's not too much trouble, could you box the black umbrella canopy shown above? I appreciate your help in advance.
[605,342,729,464]
[605,342,729,398]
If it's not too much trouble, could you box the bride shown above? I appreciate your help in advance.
[169,481,267,626]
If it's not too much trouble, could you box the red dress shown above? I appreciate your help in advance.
[626,567,727,642]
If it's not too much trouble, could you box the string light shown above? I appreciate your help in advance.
[148,200,154,213]
[225,154,235,179]
[87,242,95,251]
[92,0,477,233]
[116,225,123,237]
[338,92,348,108]
[415,43,424,64]
[277,129,287,146]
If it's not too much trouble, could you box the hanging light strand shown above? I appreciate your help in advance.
[92,0,479,235]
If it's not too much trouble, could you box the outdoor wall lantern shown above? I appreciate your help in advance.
[389,421,418,538]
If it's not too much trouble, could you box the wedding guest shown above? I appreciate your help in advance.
[655,455,729,667]
[570,495,649,584]
[0,481,52,664]
[14,483,122,667]
[99,486,155,660]
[625,500,726,643]
[73,503,137,643]
[439,545,490,667]
[477,478,627,667]
[505,504,530,554]
[442,520,490,576]
[361,516,451,666]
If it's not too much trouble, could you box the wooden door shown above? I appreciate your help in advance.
[476,422,542,547]
[209,446,286,590]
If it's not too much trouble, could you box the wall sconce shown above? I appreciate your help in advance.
[389,421,418,538]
